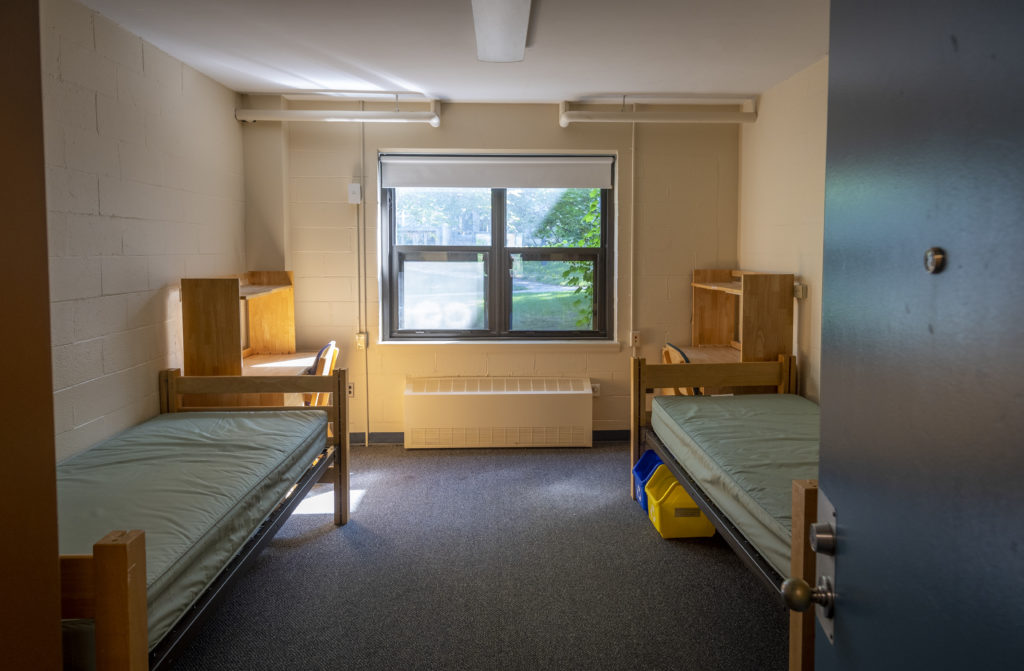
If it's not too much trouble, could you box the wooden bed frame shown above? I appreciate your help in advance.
[630,355,818,671]
[59,368,350,671]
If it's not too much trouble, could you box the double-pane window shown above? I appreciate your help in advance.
[380,155,613,340]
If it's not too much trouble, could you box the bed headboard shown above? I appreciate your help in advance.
[629,354,797,491]
[159,368,346,450]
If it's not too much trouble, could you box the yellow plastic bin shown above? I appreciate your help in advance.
[644,464,716,539]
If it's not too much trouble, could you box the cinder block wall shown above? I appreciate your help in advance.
[271,104,740,435]
[41,0,245,459]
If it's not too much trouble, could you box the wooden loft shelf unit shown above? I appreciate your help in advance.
[180,271,300,407]
[181,270,296,377]
[687,268,794,364]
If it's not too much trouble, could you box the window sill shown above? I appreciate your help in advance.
[378,339,624,351]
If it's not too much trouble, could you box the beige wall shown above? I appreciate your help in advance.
[38,0,788,444]
[267,103,739,434]
[243,95,290,270]
[42,0,245,459]
[738,57,828,400]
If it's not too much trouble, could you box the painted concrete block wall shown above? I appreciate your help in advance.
[41,0,245,459]
[634,124,739,352]
[275,103,739,434]
[738,57,828,400]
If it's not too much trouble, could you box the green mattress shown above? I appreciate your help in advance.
[650,394,819,577]
[58,410,327,662]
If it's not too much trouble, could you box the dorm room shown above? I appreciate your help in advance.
[17,0,1021,669]
[11,0,833,667]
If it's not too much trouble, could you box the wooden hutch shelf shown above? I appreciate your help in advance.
[181,271,297,377]
[684,269,795,364]
[181,271,302,406]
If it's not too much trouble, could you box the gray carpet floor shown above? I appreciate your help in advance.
[168,443,787,670]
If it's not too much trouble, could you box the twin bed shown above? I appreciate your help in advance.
[630,355,820,669]
[60,358,816,669]
[58,368,349,671]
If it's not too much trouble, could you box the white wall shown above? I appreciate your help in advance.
[738,57,828,400]
[41,0,245,459]
[258,103,739,435]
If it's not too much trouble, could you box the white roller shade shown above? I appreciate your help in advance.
[380,154,614,188]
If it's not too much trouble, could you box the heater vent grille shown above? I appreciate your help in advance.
[404,376,592,449]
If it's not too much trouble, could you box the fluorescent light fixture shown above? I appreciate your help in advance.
[471,0,531,62]
[235,101,440,127]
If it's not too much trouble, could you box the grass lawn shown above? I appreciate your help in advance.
[512,290,592,330]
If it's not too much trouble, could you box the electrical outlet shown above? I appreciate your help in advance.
[630,331,641,347]
[355,332,367,349]
[591,383,600,397]
[346,382,355,398]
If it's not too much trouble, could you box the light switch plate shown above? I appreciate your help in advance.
[348,182,362,204]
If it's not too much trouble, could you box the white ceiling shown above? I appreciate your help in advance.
[77,0,829,103]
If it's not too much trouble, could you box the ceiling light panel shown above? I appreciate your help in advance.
[471,0,531,62]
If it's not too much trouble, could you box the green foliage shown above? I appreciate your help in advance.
[537,189,601,327]
[531,187,601,248]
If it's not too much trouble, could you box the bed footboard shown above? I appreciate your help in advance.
[60,530,148,670]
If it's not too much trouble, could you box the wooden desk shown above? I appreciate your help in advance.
[673,344,740,364]
[662,344,746,395]
[242,352,317,406]
[242,352,316,376]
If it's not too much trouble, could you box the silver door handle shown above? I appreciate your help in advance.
[781,576,835,617]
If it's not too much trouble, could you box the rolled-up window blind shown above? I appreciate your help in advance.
[379,154,614,188]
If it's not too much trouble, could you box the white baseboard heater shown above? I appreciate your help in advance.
[404,376,593,449]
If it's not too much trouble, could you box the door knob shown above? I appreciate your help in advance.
[781,576,835,617]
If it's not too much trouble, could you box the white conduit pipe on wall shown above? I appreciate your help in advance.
[630,109,638,358]
[559,98,758,128]
[359,109,370,448]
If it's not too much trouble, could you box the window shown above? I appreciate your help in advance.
[380,154,614,340]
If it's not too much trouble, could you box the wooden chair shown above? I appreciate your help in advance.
[661,344,699,396]
[310,342,338,407]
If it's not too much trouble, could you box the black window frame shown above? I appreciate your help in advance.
[381,179,613,341]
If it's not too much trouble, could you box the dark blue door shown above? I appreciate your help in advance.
[820,0,1024,667]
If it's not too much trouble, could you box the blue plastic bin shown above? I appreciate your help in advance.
[632,449,664,511]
